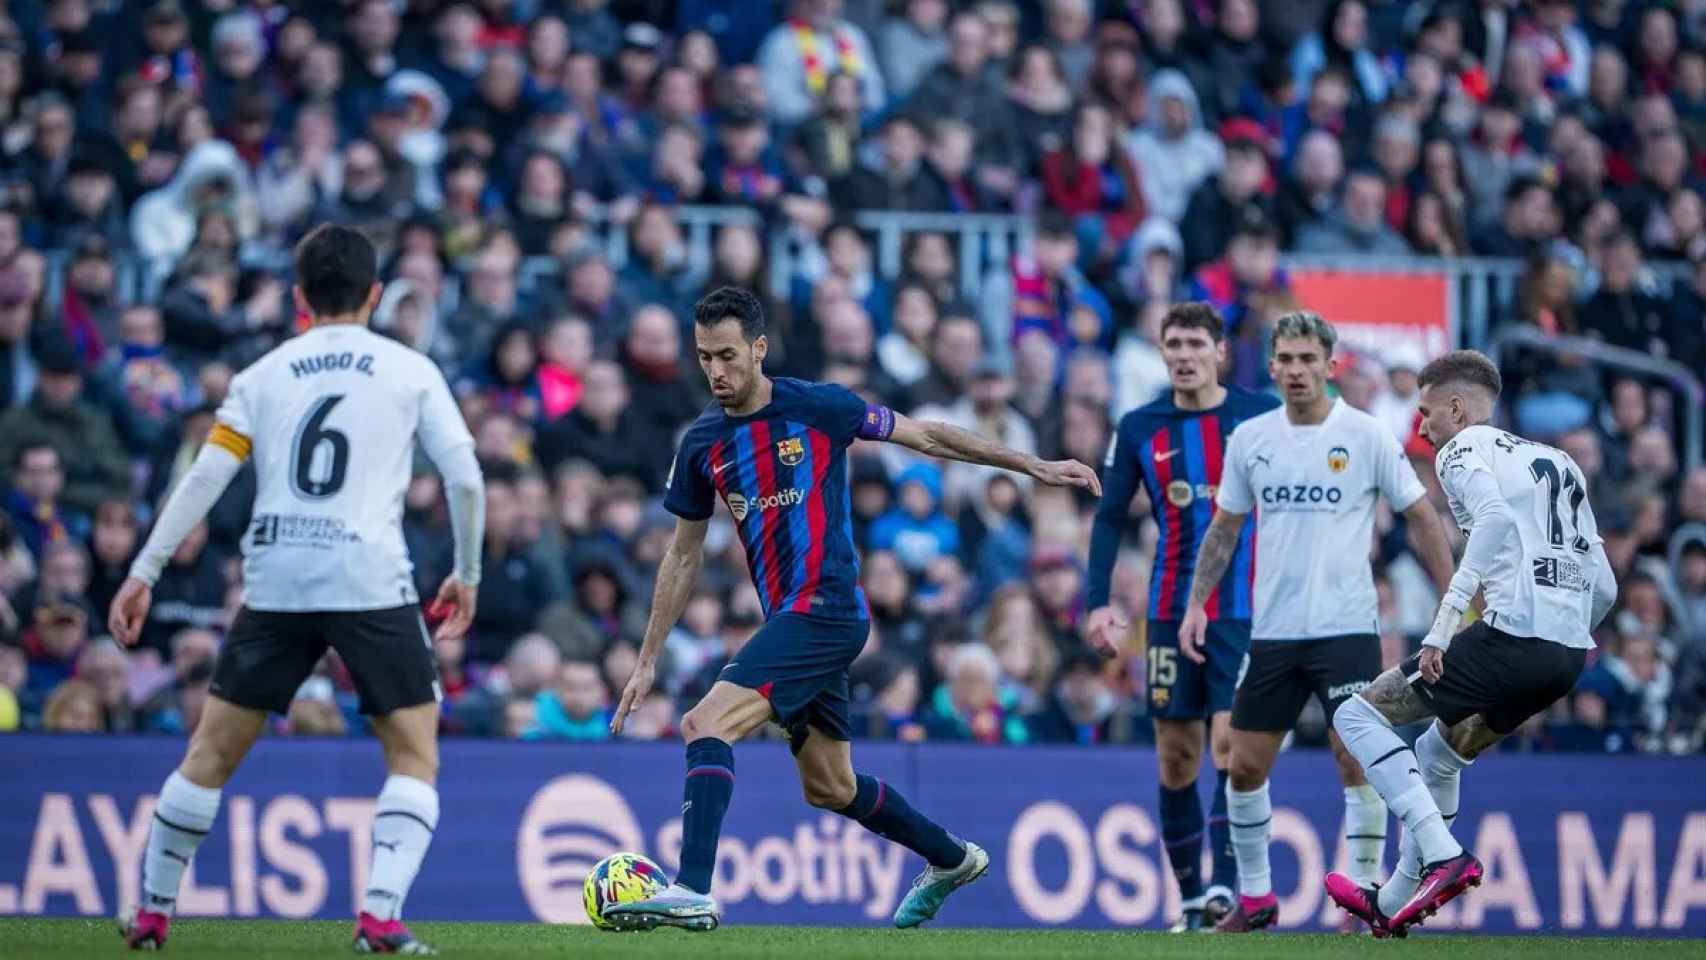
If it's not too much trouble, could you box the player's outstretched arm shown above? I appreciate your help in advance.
[612,517,708,734]
[886,412,1102,496]
[1177,507,1248,664]
[110,441,246,646]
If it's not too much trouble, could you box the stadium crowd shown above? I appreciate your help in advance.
[0,0,1703,754]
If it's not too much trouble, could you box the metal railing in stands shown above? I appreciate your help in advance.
[1488,325,1704,471]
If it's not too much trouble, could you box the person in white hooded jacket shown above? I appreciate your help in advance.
[129,140,257,269]
[1125,69,1224,225]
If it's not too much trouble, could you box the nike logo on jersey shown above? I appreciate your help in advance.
[1154,448,1180,462]
[713,461,734,475]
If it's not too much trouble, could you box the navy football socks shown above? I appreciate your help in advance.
[838,774,964,869]
[1210,768,1237,893]
[1160,781,1206,901]
[677,738,735,894]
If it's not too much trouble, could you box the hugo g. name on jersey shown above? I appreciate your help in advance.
[1434,425,1601,649]
[1216,399,1427,641]
[213,324,474,611]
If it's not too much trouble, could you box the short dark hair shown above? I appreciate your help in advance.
[1160,302,1225,342]
[294,223,378,317]
[1417,349,1503,398]
[693,285,766,341]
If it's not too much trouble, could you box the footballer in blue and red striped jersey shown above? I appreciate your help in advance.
[606,287,1100,933]
[665,377,874,623]
[1084,302,1277,932]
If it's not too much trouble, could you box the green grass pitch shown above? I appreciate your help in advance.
[2,918,1699,959]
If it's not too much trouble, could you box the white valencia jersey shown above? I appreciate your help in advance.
[1434,425,1601,649]
[1217,399,1426,640]
[215,324,473,611]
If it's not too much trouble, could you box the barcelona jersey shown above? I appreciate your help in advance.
[664,378,876,622]
[1087,387,1279,621]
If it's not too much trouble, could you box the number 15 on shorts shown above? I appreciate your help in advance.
[1148,646,1176,710]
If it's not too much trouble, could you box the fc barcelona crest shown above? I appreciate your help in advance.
[776,437,805,466]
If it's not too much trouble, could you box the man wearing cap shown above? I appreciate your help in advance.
[0,336,129,515]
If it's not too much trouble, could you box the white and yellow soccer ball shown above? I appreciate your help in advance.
[583,852,667,930]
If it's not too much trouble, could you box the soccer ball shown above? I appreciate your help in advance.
[583,852,667,929]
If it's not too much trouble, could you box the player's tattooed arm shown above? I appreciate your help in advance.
[613,517,708,733]
[887,412,1102,495]
[1361,668,1435,726]
[1401,498,1458,597]
[1186,508,1247,608]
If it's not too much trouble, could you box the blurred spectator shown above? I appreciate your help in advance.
[97,305,193,456]
[1180,126,1272,273]
[831,112,944,213]
[1026,649,1115,743]
[537,361,667,490]
[42,675,102,732]
[1275,129,1345,247]
[0,338,128,515]
[759,0,886,127]
[23,595,90,705]
[1041,103,1144,274]
[76,637,135,732]
[4,441,85,559]
[129,139,255,267]
[1009,211,1112,353]
[531,660,612,740]
[1581,232,1674,359]
[1296,166,1411,255]
[922,641,1028,743]
[1126,69,1223,226]
[1006,43,1075,170]
[1576,634,1672,745]
[1291,0,1390,109]
[87,500,139,619]
[138,519,226,658]
[913,353,1034,510]
[469,467,559,664]
[871,462,959,574]
[1188,205,1289,347]
[909,10,1020,184]
[879,0,950,100]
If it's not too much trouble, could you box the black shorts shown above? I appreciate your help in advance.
[718,612,870,752]
[1144,618,1251,719]
[1231,634,1381,732]
[1404,620,1587,735]
[211,605,441,716]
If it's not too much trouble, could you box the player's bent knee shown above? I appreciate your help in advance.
[802,774,856,810]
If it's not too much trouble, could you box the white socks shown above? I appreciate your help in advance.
[363,775,439,921]
[1343,783,1387,887]
[1378,723,1472,913]
[142,771,222,913]
[1333,696,1462,870]
[1227,781,1273,898]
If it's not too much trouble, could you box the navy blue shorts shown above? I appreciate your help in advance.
[1144,618,1251,719]
[719,613,870,750]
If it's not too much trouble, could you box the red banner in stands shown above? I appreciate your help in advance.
[1289,269,1456,360]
